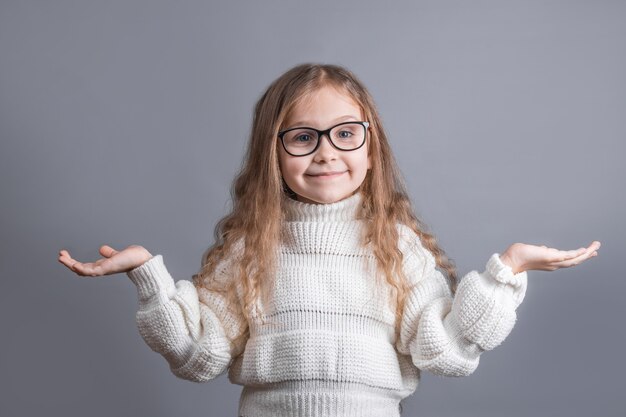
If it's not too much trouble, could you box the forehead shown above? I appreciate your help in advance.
[285,86,363,126]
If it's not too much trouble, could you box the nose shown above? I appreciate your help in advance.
[312,133,338,162]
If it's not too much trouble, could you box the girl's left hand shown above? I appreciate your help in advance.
[499,241,601,274]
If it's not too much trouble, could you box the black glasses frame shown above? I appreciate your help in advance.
[277,121,370,157]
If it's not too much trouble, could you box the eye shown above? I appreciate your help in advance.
[294,134,312,142]
[337,130,353,139]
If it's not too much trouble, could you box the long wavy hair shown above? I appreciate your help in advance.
[192,63,458,350]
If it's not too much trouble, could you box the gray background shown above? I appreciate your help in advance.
[1,1,624,416]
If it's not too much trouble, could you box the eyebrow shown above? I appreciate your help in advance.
[288,115,360,128]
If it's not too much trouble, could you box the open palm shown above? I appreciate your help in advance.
[58,245,153,277]
[502,241,601,274]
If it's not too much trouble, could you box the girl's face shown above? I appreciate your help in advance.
[278,86,371,204]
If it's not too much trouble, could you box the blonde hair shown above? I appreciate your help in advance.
[192,63,458,349]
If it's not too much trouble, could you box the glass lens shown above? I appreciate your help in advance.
[282,123,365,155]
[330,123,365,150]
[282,128,318,155]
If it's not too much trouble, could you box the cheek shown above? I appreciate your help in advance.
[278,154,307,180]
[291,161,308,177]
[348,150,370,172]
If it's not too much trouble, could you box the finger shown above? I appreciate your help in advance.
[563,248,588,259]
[572,242,601,258]
[70,260,87,276]
[58,249,74,263]
[560,242,601,260]
[58,252,78,268]
[72,261,103,277]
[547,248,586,262]
[589,241,601,251]
[550,250,595,268]
[100,245,118,258]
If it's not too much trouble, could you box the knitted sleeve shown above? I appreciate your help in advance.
[395,226,528,377]
[126,254,248,382]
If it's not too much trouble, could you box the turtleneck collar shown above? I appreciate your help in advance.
[282,191,364,222]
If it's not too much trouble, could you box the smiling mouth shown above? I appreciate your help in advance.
[306,171,347,178]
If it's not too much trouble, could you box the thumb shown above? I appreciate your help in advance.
[99,245,118,258]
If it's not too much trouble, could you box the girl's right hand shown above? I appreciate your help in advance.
[58,245,153,277]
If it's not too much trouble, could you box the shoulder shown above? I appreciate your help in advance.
[395,223,425,256]
[395,223,438,279]
[197,237,246,288]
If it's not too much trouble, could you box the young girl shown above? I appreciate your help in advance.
[58,63,600,417]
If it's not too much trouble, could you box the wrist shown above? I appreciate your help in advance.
[139,252,153,265]
[134,248,154,268]
[500,251,523,274]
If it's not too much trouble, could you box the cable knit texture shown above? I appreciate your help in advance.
[127,191,528,417]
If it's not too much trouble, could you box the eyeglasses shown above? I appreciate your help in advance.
[277,121,369,157]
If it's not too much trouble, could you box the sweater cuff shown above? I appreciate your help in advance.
[126,254,176,304]
[485,253,528,307]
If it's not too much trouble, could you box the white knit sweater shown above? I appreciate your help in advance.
[127,191,528,417]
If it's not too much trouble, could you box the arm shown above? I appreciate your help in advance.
[127,255,248,382]
[395,228,527,377]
